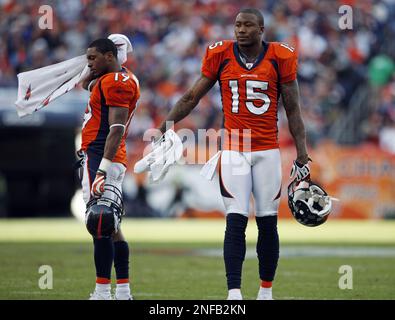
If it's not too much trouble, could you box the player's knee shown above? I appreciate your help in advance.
[225,213,248,233]
[255,209,278,218]
[224,200,249,216]
[256,215,278,232]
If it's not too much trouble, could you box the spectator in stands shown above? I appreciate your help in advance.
[1,0,395,148]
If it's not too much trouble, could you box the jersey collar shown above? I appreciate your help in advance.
[233,41,269,71]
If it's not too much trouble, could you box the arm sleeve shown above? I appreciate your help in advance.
[201,46,222,81]
[101,76,135,108]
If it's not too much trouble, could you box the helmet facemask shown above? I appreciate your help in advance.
[288,179,334,227]
[85,184,124,238]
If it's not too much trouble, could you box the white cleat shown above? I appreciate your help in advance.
[89,290,112,300]
[256,287,273,300]
[115,293,133,300]
[227,289,243,300]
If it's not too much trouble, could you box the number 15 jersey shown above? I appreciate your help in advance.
[201,40,297,152]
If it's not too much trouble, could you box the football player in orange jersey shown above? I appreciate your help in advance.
[157,8,311,300]
[78,38,140,300]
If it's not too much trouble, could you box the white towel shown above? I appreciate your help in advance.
[15,34,133,118]
[134,130,184,183]
[199,151,221,181]
[108,33,133,63]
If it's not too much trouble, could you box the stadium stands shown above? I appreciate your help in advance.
[0,0,394,218]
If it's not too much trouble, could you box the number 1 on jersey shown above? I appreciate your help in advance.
[229,80,239,113]
[114,73,130,82]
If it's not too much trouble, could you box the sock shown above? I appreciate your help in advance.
[257,286,273,300]
[261,280,272,288]
[116,283,131,297]
[93,237,114,282]
[95,282,111,295]
[114,240,130,284]
[223,213,248,290]
[256,215,279,283]
[258,283,273,299]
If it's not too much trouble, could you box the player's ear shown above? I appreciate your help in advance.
[104,51,115,62]
[259,26,264,35]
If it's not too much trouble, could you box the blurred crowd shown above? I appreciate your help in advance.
[1,0,395,153]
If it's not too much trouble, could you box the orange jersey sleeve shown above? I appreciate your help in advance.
[100,72,136,108]
[201,40,233,80]
[272,43,298,83]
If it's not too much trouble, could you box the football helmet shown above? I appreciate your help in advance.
[288,179,333,227]
[85,184,124,238]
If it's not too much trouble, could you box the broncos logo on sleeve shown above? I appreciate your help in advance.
[201,40,297,152]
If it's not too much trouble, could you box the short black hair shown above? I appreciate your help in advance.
[88,38,118,58]
[239,8,264,27]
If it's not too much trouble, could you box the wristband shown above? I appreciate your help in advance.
[110,124,126,129]
[98,158,112,173]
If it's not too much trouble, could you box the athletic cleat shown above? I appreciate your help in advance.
[256,287,273,300]
[89,290,112,300]
[227,289,243,300]
[114,293,133,300]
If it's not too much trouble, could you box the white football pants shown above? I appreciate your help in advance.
[80,151,126,205]
[219,149,282,217]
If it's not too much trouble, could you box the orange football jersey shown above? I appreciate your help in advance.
[81,67,140,166]
[201,40,297,152]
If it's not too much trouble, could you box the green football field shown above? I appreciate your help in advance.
[0,218,394,300]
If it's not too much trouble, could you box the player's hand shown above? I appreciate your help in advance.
[91,169,106,197]
[290,160,310,181]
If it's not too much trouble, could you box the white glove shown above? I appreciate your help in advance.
[290,160,310,181]
[91,158,112,197]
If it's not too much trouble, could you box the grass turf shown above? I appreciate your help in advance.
[0,218,394,300]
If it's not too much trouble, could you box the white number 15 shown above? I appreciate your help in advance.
[229,80,271,115]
